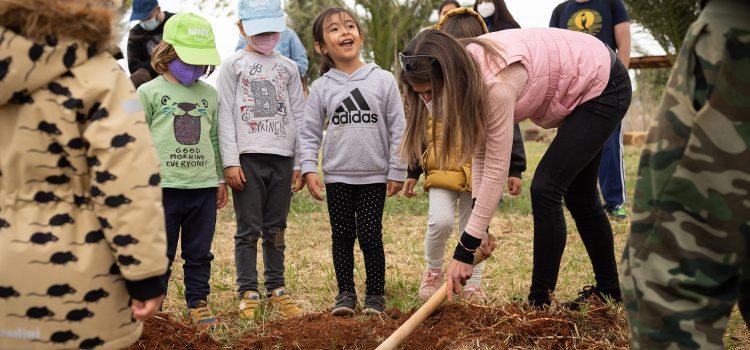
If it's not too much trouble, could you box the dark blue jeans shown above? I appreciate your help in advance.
[598,122,626,211]
[162,187,216,308]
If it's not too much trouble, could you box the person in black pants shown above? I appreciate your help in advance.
[529,52,631,308]
[327,183,387,300]
[398,28,631,310]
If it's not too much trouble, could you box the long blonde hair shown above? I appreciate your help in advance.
[399,29,504,169]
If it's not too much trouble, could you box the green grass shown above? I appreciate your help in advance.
[162,139,750,348]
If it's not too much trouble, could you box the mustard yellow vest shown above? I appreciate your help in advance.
[423,117,472,192]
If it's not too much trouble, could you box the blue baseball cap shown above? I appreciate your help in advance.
[130,0,158,22]
[238,0,286,37]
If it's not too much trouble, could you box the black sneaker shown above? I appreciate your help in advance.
[331,292,357,317]
[527,291,551,309]
[563,285,622,311]
[362,295,385,315]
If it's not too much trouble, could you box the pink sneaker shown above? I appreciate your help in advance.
[418,268,444,301]
[462,284,487,300]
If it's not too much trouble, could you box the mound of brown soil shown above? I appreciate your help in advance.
[238,302,628,349]
[128,314,222,350]
[129,302,628,349]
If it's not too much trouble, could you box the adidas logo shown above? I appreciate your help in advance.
[331,88,378,125]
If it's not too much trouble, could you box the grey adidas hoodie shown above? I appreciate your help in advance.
[300,63,406,184]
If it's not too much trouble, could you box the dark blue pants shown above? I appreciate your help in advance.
[598,122,626,211]
[162,187,216,308]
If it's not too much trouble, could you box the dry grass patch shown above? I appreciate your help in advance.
[141,142,750,349]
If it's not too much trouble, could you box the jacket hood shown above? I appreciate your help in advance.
[322,62,379,82]
[0,0,119,106]
[0,27,92,106]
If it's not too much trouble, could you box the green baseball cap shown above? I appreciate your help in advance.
[163,13,221,65]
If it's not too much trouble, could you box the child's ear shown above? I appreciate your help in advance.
[314,42,327,55]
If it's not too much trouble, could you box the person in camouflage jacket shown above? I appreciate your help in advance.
[0,1,168,349]
[620,0,750,348]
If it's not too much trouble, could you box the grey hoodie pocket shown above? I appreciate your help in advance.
[322,126,388,174]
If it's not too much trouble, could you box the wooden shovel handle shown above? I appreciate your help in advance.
[376,234,496,350]
[376,283,447,350]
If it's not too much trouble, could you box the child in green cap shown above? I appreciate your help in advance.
[136,12,225,330]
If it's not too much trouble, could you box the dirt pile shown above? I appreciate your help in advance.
[238,302,628,349]
[130,302,629,349]
[128,314,222,350]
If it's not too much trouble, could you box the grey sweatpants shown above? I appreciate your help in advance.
[232,153,293,296]
[425,188,484,286]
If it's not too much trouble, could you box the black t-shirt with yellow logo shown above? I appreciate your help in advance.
[550,0,629,50]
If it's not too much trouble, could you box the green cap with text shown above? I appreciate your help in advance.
[163,13,221,65]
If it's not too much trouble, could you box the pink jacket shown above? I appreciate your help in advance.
[466,28,612,128]
[462,28,613,239]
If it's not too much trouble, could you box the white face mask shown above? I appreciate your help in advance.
[139,16,160,31]
[421,96,433,111]
[477,2,496,18]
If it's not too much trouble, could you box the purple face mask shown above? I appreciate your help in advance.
[168,58,205,86]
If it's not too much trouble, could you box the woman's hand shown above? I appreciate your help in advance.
[292,170,305,192]
[224,166,246,191]
[403,178,418,198]
[387,180,404,197]
[446,259,474,299]
[216,183,228,209]
[304,172,325,201]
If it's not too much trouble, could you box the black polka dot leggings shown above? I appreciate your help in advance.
[326,182,387,296]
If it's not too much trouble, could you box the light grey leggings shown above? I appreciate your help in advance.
[424,187,484,286]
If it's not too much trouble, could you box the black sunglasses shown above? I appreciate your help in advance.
[398,53,438,73]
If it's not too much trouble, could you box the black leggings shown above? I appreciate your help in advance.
[326,183,387,296]
[529,55,632,299]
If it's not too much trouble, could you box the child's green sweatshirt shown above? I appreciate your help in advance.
[137,76,223,189]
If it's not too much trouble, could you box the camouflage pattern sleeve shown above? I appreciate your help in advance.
[620,1,750,349]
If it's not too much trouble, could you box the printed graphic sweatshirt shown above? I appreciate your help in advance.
[300,63,407,184]
[137,76,223,189]
[217,50,304,169]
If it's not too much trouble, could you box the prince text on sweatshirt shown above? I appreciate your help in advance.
[300,63,406,184]
[217,50,304,168]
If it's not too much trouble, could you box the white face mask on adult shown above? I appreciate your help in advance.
[477,2,496,18]
[140,16,160,31]
[421,96,433,111]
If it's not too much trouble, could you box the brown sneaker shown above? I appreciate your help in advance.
[462,284,487,301]
[239,291,261,319]
[267,287,302,317]
[188,300,218,331]
[418,268,443,301]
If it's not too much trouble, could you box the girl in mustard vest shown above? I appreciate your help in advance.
[404,8,526,302]
[399,25,631,309]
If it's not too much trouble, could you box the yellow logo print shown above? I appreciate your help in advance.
[566,9,603,36]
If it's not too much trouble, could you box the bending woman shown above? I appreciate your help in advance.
[398,27,631,307]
